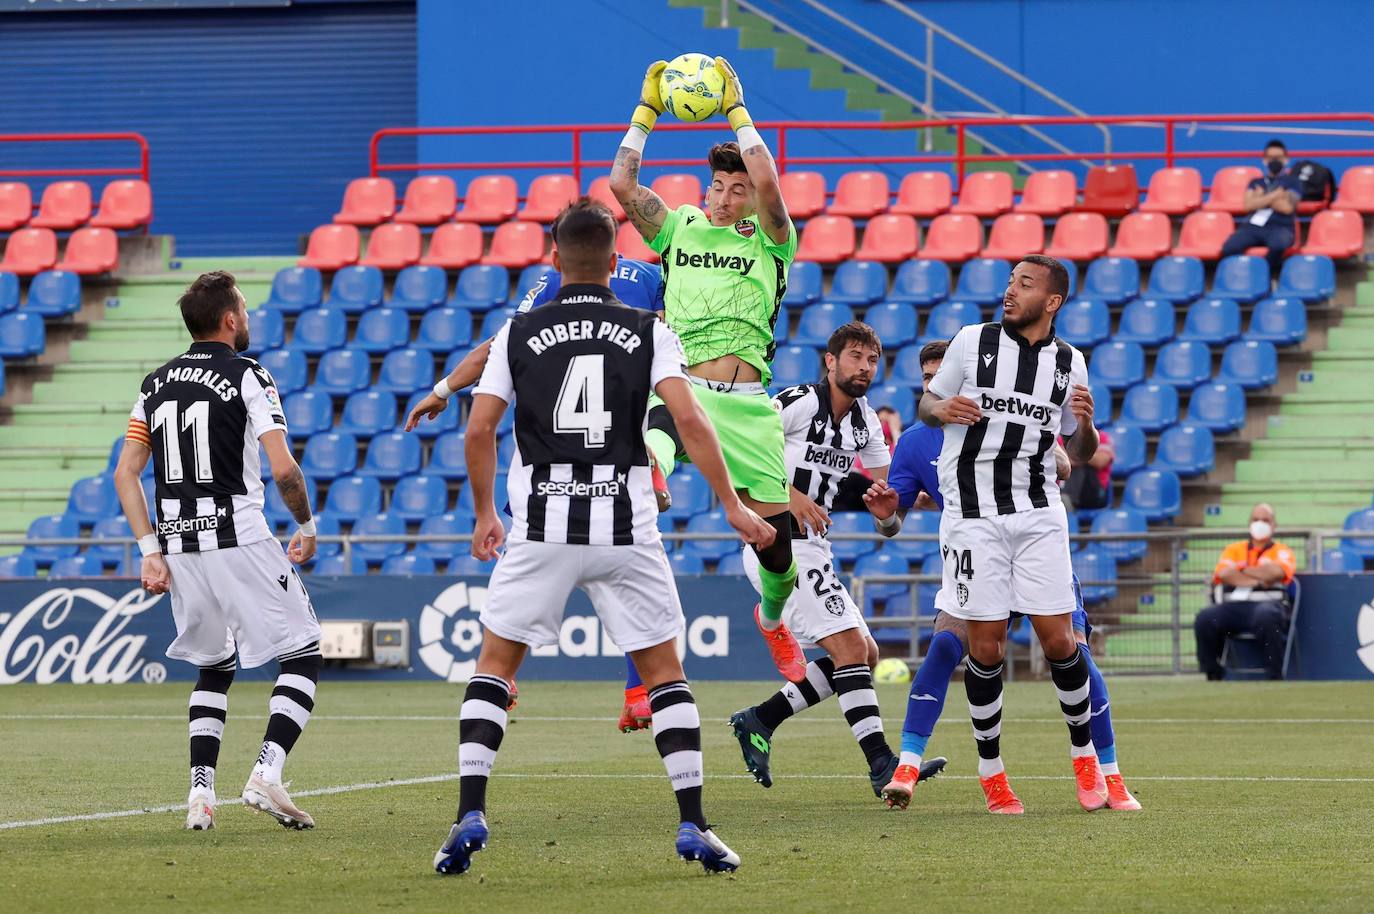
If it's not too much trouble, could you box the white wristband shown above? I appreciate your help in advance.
[875,512,899,532]
[433,378,455,401]
[137,534,161,557]
[621,126,648,154]
[735,124,764,152]
[299,518,317,538]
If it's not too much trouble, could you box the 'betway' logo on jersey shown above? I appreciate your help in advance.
[803,444,855,473]
[980,393,1053,427]
[536,476,626,498]
[674,249,755,276]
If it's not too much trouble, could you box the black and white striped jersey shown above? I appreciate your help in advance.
[128,341,286,553]
[473,283,687,546]
[776,383,891,522]
[927,322,1089,518]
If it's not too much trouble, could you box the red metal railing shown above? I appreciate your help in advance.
[0,132,150,182]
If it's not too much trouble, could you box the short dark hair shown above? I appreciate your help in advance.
[1018,254,1070,302]
[179,271,240,339]
[708,142,746,176]
[826,320,882,359]
[551,196,617,275]
[919,339,948,365]
[1264,138,1287,153]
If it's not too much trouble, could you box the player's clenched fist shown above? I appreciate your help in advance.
[141,553,171,595]
[471,511,506,561]
[632,60,668,134]
[930,395,983,426]
[1069,384,1094,425]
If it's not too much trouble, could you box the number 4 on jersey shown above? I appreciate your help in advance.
[554,354,614,448]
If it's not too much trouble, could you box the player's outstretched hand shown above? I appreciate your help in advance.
[714,56,744,112]
[790,485,830,537]
[141,553,171,595]
[1069,384,1094,425]
[640,60,668,114]
[471,511,506,561]
[862,479,900,522]
[931,395,982,426]
[287,528,316,565]
[404,392,448,433]
[725,501,775,549]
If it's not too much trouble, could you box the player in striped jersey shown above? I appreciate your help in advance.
[112,272,323,831]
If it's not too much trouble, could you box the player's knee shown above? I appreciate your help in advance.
[753,512,793,573]
[865,636,880,669]
[967,630,1005,666]
[1040,629,1078,662]
[824,628,867,666]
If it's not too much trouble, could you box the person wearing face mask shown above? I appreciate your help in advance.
[1219,139,1302,273]
[1193,503,1298,680]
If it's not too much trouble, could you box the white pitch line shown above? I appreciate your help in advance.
[2,714,1372,725]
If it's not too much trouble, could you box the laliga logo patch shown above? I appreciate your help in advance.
[957,583,970,607]
[264,387,280,409]
[824,594,846,617]
[1055,368,1070,390]
[853,427,870,449]
[735,220,755,238]
[417,582,487,682]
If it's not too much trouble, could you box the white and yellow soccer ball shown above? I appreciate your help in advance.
[659,52,725,123]
[873,657,912,685]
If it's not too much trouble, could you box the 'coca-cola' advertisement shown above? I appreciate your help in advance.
[0,585,169,685]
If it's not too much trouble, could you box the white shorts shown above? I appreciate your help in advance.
[937,505,1077,622]
[165,537,321,669]
[481,538,685,653]
[742,535,872,648]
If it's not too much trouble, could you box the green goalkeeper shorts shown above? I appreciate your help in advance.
[650,383,788,506]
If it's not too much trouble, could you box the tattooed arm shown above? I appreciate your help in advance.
[609,145,669,242]
[740,141,791,246]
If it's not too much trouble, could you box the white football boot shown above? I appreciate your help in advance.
[241,773,315,829]
[185,789,216,831]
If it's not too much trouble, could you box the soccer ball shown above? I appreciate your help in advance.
[873,657,911,685]
[659,53,724,123]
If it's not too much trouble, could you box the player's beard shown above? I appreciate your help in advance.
[835,370,871,398]
[1000,299,1045,332]
[234,325,250,352]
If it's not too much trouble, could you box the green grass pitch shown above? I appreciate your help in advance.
[2,678,1372,913]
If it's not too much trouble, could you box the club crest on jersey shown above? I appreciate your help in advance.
[734,220,755,238]
[957,583,970,606]
[853,426,870,449]
[824,594,846,617]
[1055,368,1070,390]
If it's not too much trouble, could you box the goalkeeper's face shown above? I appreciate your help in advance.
[706,170,755,226]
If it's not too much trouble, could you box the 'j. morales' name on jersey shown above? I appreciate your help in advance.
[674,249,755,276]
[525,317,643,356]
[148,363,239,402]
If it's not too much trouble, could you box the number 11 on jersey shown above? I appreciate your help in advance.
[554,354,614,448]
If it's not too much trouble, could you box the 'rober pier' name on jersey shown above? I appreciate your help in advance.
[150,363,239,402]
[673,249,756,276]
[525,318,642,356]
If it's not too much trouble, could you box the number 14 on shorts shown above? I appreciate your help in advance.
[943,545,975,580]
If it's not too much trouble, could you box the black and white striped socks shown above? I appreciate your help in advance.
[251,644,322,785]
[1048,649,1095,758]
[188,653,236,794]
[457,673,511,821]
[649,680,706,829]
[965,656,1005,778]
[832,663,894,772]
[754,657,836,730]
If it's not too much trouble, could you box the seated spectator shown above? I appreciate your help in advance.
[1062,426,1113,510]
[1219,139,1301,274]
[1193,502,1297,680]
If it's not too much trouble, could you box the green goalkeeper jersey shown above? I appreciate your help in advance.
[648,204,797,385]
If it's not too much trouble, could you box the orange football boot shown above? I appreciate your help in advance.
[1073,755,1109,811]
[1105,773,1142,810]
[754,604,807,683]
[979,771,1025,815]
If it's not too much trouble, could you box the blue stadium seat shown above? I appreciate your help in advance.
[1275,254,1335,302]
[918,300,982,345]
[1123,468,1182,521]
[682,511,736,561]
[953,258,1011,305]
[106,436,153,478]
[264,266,323,313]
[307,515,343,559]
[1209,255,1270,303]
[863,302,919,349]
[21,513,79,566]
[66,474,116,527]
[887,346,926,387]
[0,312,45,357]
[313,553,368,576]
[425,429,468,479]
[376,347,434,394]
[915,552,943,623]
[301,431,358,480]
[1089,507,1148,563]
[323,474,382,523]
[1057,298,1111,348]
[0,553,38,578]
[352,513,407,564]
[1180,297,1241,345]
[1063,259,1079,299]
[26,270,81,317]
[382,553,437,575]
[1322,547,1365,572]
[1104,423,1146,477]
[1145,256,1204,303]
[1152,423,1214,477]
[515,264,547,301]
[0,271,18,313]
[829,511,879,563]
[479,306,518,341]
[283,390,333,438]
[770,345,821,389]
[1216,340,1278,389]
[391,473,450,522]
[415,511,476,563]
[442,348,475,377]
[867,384,916,426]
[1245,297,1307,347]
[881,510,941,562]
[349,307,410,354]
[288,308,347,354]
[781,260,823,306]
[50,552,105,579]
[1186,382,1247,433]
[357,431,422,480]
[888,259,950,306]
[1089,340,1145,390]
[456,473,508,515]
[414,306,474,352]
[668,552,706,575]
[245,307,285,355]
[327,265,384,313]
[715,552,746,575]
[404,391,459,439]
[265,475,318,530]
[663,468,712,523]
[1090,380,1114,425]
[1119,382,1179,432]
[1071,546,1118,604]
[1151,339,1212,388]
[449,264,509,311]
[793,303,854,347]
[771,304,789,344]
[853,551,910,614]
[311,347,371,397]
[336,390,397,438]
[1114,298,1176,346]
[256,348,307,396]
[1081,256,1140,304]
[1342,508,1374,560]
[828,260,889,305]
[447,553,500,577]
[389,264,448,312]
[87,515,132,567]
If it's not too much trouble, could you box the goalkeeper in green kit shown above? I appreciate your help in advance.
[611,57,807,682]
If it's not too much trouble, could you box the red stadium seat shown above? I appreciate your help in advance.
[30,181,92,230]
[361,222,422,270]
[779,171,826,220]
[89,180,152,230]
[0,182,32,232]
[420,222,483,269]
[795,215,856,264]
[456,175,518,224]
[1,227,58,276]
[1107,211,1172,260]
[587,175,627,222]
[828,171,890,218]
[918,213,983,263]
[1246,220,1302,259]
[892,171,951,218]
[980,213,1044,260]
[1045,212,1109,261]
[1014,170,1076,216]
[1331,166,1374,214]
[481,221,547,268]
[616,223,659,264]
[1140,167,1203,215]
[951,171,1013,217]
[1300,210,1362,258]
[1080,165,1138,217]
[1172,211,1234,259]
[1203,166,1262,214]
[855,214,919,262]
[298,224,360,271]
[395,176,457,225]
[651,174,703,212]
[57,227,118,274]
[519,174,579,223]
[333,177,396,226]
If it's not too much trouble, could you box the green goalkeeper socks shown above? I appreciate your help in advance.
[646,428,678,479]
[757,560,797,624]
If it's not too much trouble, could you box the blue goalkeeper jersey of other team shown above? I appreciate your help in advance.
[517,258,663,313]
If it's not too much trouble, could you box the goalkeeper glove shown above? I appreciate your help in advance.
[631,60,668,134]
[715,56,752,131]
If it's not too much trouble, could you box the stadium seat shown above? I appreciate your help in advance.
[827,512,879,563]
[650,174,703,212]
[1169,211,1231,261]
[1013,169,1076,216]
[919,300,982,345]
[24,270,81,318]
[65,474,116,527]
[83,515,132,568]
[1342,508,1374,560]
[1209,256,1270,303]
[918,214,982,262]
[327,265,384,312]
[1072,546,1118,604]
[864,302,919,349]
[51,552,106,579]
[1140,167,1202,214]
[616,222,659,264]
[1321,547,1364,572]
[1089,507,1148,563]
[360,222,421,270]
[419,222,483,270]
[1057,298,1111,348]
[355,430,421,481]
[1145,256,1205,303]
[1331,165,1374,213]
[313,552,369,576]
[448,553,501,577]
[887,347,925,387]
[1119,382,1179,432]
[586,175,627,222]
[337,390,397,438]
[855,551,913,613]
[382,553,436,575]
[0,311,44,357]
[264,266,323,313]
[384,265,445,313]
[515,264,547,300]
[828,171,890,218]
[1079,165,1138,217]
[892,171,952,217]
[1185,382,1246,433]
[1152,423,1214,477]
[391,474,450,523]
[829,260,888,304]
[413,512,475,563]
[481,221,546,268]
[298,223,360,271]
[855,214,920,263]
[662,469,711,524]
[519,174,579,223]
[311,347,371,396]
[795,215,856,264]
[1105,422,1145,477]
[951,171,1013,217]
[1,227,58,276]
[1245,297,1306,347]
[449,264,509,310]
[1300,210,1363,258]
[980,213,1044,260]
[1123,468,1181,521]
[1089,340,1146,390]
[1152,339,1212,388]
[58,227,118,274]
[1045,212,1109,261]
[667,552,706,575]
[1275,254,1335,302]
[793,303,853,347]
[1089,380,1114,425]
[415,309,473,356]
[321,475,380,524]
[1107,212,1171,261]
[456,472,508,515]
[1082,257,1140,305]
[779,171,826,220]
[0,272,17,314]
[348,307,409,354]
[21,513,80,567]
[257,348,307,395]
[954,258,1010,305]
[1216,339,1278,389]
[284,390,332,437]
[479,306,517,340]
[333,177,396,226]
[30,180,92,230]
[770,345,821,389]
[288,308,346,354]
[879,509,940,562]
[1113,298,1175,347]
[888,259,950,307]
[1180,297,1241,345]
[0,182,32,231]
[376,347,434,394]
[424,430,468,479]
[1203,166,1262,214]
[395,175,458,225]
[1245,219,1303,259]
[781,260,822,307]
[867,384,916,426]
[87,178,153,230]
[264,476,319,530]
[0,552,37,578]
